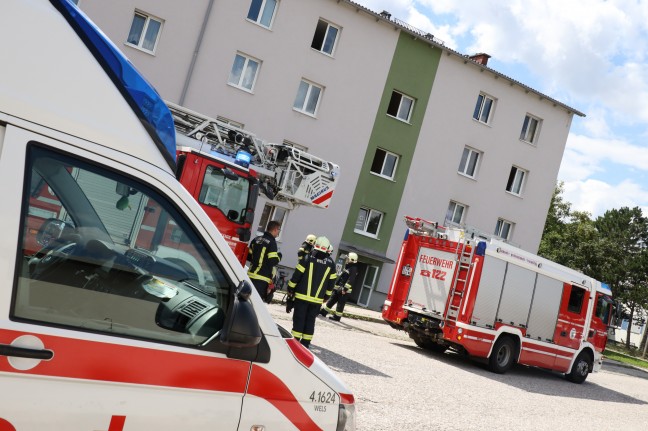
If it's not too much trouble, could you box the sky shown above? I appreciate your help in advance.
[355,0,648,219]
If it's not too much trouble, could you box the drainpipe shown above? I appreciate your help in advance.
[179,0,214,106]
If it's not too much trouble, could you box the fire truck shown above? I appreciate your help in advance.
[383,216,614,383]
[169,102,341,265]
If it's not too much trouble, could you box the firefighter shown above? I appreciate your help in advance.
[285,236,337,349]
[247,220,281,302]
[297,234,317,262]
[320,252,358,321]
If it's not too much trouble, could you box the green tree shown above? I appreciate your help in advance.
[594,207,648,349]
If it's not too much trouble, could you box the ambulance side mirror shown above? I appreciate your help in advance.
[219,280,262,348]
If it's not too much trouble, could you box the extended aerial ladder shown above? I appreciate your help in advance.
[167,101,340,209]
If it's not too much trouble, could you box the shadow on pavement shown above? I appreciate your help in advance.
[312,344,391,378]
[391,341,647,405]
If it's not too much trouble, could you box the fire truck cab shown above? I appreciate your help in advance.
[0,1,355,429]
[383,216,614,383]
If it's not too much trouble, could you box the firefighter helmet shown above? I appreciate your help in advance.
[305,234,317,245]
[347,252,358,263]
[313,236,331,253]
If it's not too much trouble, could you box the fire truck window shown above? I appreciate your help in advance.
[198,165,249,224]
[567,285,586,314]
[595,295,612,324]
[13,145,234,346]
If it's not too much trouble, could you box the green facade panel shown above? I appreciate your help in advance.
[342,32,441,256]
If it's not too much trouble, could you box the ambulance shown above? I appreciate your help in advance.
[0,1,355,429]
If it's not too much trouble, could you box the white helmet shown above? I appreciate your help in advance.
[347,252,358,263]
[313,236,331,253]
[305,234,317,245]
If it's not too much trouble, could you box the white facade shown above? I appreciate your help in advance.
[77,0,581,310]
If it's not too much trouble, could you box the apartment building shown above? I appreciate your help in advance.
[76,0,583,310]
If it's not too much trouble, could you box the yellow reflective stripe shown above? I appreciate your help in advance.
[307,263,314,298]
[302,333,313,341]
[294,293,324,304]
[295,264,305,273]
[248,273,272,283]
[288,281,296,288]
[314,267,330,298]
[292,330,303,338]
[267,251,279,259]
[322,305,333,312]
[325,289,333,296]
[254,247,265,274]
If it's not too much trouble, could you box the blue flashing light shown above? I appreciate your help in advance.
[50,0,177,170]
[476,241,487,256]
[600,282,613,295]
[235,150,252,168]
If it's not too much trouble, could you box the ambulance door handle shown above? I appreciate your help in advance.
[560,331,567,337]
[0,343,54,360]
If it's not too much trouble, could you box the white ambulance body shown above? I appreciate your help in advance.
[0,1,355,430]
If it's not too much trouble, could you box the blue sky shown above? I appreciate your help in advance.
[356,0,648,218]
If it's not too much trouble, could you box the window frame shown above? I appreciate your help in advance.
[446,201,467,225]
[370,148,399,180]
[293,79,324,117]
[494,218,514,240]
[520,114,541,145]
[227,52,261,93]
[126,11,163,54]
[256,203,288,240]
[458,146,481,179]
[506,166,527,196]
[246,0,278,29]
[311,18,340,56]
[354,207,384,239]
[473,92,495,125]
[386,91,414,123]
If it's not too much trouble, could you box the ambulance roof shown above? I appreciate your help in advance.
[0,0,176,172]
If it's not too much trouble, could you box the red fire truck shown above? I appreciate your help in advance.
[383,216,614,383]
[169,102,340,265]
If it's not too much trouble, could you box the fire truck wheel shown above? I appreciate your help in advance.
[488,336,516,374]
[566,351,592,384]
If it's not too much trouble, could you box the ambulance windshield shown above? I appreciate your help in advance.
[13,145,233,346]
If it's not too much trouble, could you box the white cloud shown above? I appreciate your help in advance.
[562,178,648,217]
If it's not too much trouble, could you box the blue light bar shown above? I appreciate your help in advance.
[235,150,252,167]
[50,0,177,171]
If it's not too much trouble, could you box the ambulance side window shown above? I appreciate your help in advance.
[12,145,234,346]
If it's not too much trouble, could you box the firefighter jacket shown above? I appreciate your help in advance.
[247,231,280,284]
[288,252,337,304]
[297,241,313,262]
[335,263,358,293]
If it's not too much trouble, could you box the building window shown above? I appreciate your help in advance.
[247,0,278,29]
[520,114,541,144]
[458,147,481,178]
[293,79,323,116]
[311,19,340,55]
[256,204,287,239]
[387,91,414,122]
[126,11,163,53]
[506,166,527,196]
[446,201,466,225]
[228,53,260,92]
[494,219,514,240]
[354,207,383,238]
[370,148,399,180]
[473,93,494,124]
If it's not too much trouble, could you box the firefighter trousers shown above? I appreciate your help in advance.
[251,278,269,303]
[292,300,321,348]
[321,289,348,319]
